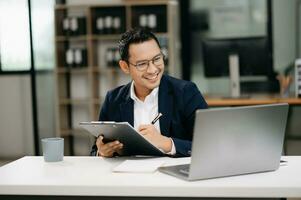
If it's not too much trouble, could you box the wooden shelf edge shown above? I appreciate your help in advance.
[56,35,88,42]
[55,4,89,10]
[92,67,122,73]
[55,67,90,73]
[205,96,301,106]
[90,35,120,40]
[59,98,91,105]
[60,128,92,137]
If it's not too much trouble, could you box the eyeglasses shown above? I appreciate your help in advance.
[127,53,164,71]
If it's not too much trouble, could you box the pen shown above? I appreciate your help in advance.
[151,113,163,124]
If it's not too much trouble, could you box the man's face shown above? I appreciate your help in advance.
[126,39,164,94]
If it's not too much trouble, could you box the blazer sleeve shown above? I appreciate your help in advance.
[171,82,208,157]
[90,92,111,156]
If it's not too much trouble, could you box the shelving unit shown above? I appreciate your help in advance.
[54,0,180,155]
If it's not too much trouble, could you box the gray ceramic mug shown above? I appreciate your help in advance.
[42,137,64,162]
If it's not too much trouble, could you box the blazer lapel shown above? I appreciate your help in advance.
[119,83,134,126]
[158,75,173,137]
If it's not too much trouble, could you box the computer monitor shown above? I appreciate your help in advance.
[202,37,278,93]
[202,37,272,77]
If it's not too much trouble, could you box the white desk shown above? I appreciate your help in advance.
[0,156,301,199]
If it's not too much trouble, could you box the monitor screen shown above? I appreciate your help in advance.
[202,37,272,77]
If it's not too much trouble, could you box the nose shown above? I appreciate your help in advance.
[146,61,158,73]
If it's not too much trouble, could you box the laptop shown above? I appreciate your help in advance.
[159,103,289,181]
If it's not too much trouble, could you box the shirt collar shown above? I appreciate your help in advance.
[130,81,159,103]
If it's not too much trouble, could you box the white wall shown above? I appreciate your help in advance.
[36,73,56,155]
[0,75,34,158]
[272,0,297,72]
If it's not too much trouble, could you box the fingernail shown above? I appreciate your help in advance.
[115,141,119,144]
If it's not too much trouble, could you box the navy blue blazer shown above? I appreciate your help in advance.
[91,75,208,157]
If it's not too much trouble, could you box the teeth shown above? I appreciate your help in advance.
[146,73,158,80]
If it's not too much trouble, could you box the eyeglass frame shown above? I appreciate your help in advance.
[126,52,165,71]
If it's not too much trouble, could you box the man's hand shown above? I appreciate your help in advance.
[138,124,172,153]
[96,136,123,157]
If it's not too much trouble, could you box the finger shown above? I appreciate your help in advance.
[99,149,113,157]
[102,141,120,152]
[99,140,122,156]
[114,143,123,150]
[100,145,114,156]
[138,124,150,131]
[108,140,120,147]
[96,136,104,145]
[96,137,104,150]
[139,129,148,135]
[102,141,116,151]
[107,142,122,152]
[101,143,123,157]
[105,143,121,155]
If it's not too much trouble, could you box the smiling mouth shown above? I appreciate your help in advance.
[144,72,160,80]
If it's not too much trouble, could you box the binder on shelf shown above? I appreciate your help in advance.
[65,48,87,68]
[61,17,86,36]
[74,49,87,67]
[65,49,74,67]
[132,5,167,33]
[105,47,119,68]
[113,16,121,34]
[92,6,126,35]
[96,17,104,34]
[104,16,113,34]
[62,18,70,36]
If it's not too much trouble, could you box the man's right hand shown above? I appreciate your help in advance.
[96,136,123,157]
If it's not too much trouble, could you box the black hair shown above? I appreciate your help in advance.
[118,27,161,61]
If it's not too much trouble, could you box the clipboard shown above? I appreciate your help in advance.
[79,121,164,156]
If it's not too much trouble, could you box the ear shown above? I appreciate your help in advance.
[119,60,130,74]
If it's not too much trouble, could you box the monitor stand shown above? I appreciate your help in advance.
[229,54,240,98]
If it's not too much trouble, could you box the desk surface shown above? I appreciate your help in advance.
[205,95,301,106]
[0,156,301,198]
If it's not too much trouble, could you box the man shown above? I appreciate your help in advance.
[91,28,207,157]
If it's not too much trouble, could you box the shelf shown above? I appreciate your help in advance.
[92,67,122,73]
[55,4,88,10]
[56,67,90,74]
[89,33,168,40]
[204,95,301,106]
[92,98,103,104]
[60,128,90,137]
[90,34,121,40]
[54,1,180,155]
[56,35,88,42]
[59,98,91,105]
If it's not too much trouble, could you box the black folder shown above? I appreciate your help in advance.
[80,121,164,156]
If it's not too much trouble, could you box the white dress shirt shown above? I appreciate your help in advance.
[130,81,176,155]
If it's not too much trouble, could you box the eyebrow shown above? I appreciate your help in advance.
[134,53,162,63]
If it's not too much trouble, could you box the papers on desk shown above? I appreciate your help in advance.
[113,159,165,173]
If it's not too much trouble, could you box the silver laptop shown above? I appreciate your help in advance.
[159,103,289,181]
